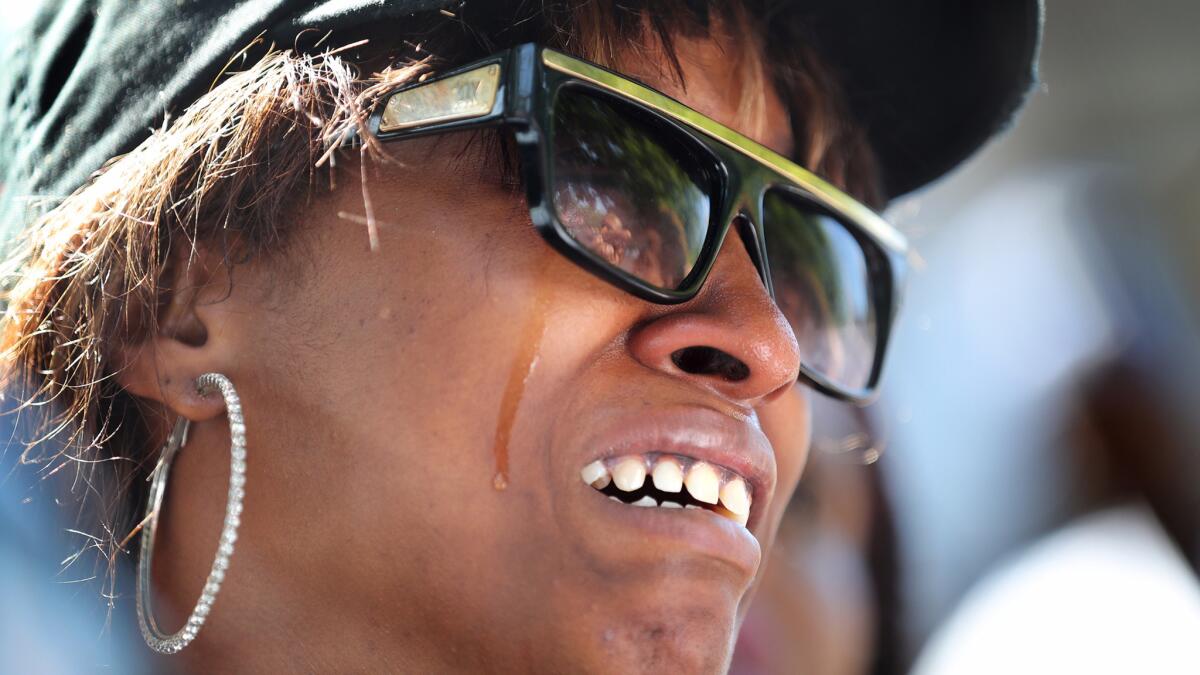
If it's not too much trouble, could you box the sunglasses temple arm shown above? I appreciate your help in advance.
[336,46,540,150]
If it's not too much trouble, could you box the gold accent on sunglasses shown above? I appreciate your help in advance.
[541,49,907,254]
[379,63,502,133]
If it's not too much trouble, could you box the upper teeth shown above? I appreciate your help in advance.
[719,478,750,516]
[581,459,611,489]
[651,457,683,493]
[579,455,752,526]
[611,457,647,492]
[684,462,720,505]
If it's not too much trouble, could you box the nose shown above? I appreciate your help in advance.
[627,227,802,408]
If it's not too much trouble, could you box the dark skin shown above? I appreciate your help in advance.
[118,31,812,673]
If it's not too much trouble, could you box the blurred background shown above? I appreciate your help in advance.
[3,0,1198,673]
[737,0,1200,672]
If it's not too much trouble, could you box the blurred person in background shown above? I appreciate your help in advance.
[880,2,1200,670]
[912,352,1200,674]
[909,179,1200,673]
[0,1,1038,672]
[732,401,902,675]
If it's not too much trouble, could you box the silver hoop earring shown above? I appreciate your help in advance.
[136,372,246,654]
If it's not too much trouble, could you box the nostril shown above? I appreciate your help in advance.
[670,346,751,383]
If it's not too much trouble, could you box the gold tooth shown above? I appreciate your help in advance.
[714,505,749,527]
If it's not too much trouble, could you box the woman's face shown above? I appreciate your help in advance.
[144,32,812,673]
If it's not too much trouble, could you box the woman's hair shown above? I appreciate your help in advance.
[0,0,880,601]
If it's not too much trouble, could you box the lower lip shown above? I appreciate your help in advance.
[585,487,761,575]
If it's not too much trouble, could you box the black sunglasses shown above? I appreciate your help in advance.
[366,44,907,404]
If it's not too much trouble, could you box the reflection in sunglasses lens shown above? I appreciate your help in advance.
[552,88,713,290]
[552,90,878,393]
[763,190,877,392]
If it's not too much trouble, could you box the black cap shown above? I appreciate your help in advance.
[0,0,1042,231]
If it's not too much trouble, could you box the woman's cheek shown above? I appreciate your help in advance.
[758,385,813,535]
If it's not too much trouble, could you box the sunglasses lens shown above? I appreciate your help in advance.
[551,88,715,290]
[763,189,879,393]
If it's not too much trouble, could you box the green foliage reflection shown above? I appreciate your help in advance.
[553,90,710,287]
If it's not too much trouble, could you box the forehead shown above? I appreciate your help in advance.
[609,32,795,159]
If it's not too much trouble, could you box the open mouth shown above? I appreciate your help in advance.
[580,454,751,526]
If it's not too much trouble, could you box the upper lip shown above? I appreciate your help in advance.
[579,405,776,527]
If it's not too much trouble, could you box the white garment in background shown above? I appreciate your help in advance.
[913,505,1200,675]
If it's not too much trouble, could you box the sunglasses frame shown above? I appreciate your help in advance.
[367,43,908,405]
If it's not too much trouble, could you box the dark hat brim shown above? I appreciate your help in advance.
[0,0,1042,226]
[787,0,1044,197]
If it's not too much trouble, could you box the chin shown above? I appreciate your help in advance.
[565,593,740,674]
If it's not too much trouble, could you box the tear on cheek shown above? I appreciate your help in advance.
[489,250,558,492]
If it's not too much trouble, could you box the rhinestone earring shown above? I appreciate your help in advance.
[136,373,246,654]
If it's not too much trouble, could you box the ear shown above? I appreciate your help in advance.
[113,243,231,423]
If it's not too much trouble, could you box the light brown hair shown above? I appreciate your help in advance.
[0,1,880,602]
